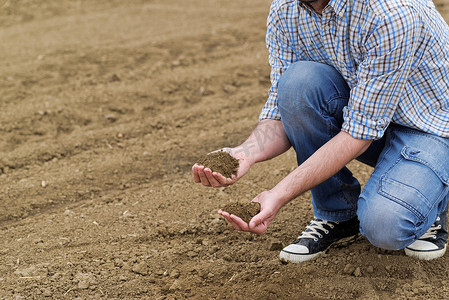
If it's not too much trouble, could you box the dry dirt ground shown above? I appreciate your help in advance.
[1,0,449,299]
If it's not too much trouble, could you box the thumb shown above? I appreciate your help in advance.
[248,210,270,232]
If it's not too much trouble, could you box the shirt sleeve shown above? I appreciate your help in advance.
[259,3,298,121]
[342,6,421,140]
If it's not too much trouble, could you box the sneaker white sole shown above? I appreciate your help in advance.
[404,244,447,260]
[279,234,360,264]
[279,250,322,263]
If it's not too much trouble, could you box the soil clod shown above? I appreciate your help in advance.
[222,201,260,223]
[196,151,239,179]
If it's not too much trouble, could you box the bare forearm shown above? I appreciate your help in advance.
[233,119,291,165]
[272,131,372,206]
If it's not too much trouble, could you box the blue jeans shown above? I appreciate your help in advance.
[277,61,449,250]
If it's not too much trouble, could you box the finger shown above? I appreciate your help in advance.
[219,211,245,231]
[203,168,223,187]
[249,221,267,235]
[229,215,250,231]
[211,171,233,186]
[218,210,243,231]
[196,165,211,187]
[192,164,201,183]
[248,210,271,233]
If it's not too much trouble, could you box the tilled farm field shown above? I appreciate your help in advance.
[1,0,449,299]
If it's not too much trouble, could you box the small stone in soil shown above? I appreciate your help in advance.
[196,151,239,179]
[221,201,260,223]
[343,263,355,275]
[132,262,149,275]
[78,280,90,290]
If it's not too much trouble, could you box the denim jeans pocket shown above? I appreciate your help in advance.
[378,146,449,221]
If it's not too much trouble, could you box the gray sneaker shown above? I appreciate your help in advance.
[405,210,448,260]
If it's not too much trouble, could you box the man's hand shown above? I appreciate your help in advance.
[192,148,253,188]
[192,120,290,188]
[218,190,282,234]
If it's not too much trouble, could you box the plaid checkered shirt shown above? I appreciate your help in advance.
[260,0,449,140]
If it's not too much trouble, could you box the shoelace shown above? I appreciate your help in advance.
[297,219,337,241]
[419,217,441,240]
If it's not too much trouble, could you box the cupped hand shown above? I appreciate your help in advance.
[218,190,281,234]
[192,147,253,188]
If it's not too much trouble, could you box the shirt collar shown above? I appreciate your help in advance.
[297,1,315,13]
[297,0,347,18]
[328,0,347,18]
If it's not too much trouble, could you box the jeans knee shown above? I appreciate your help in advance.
[277,61,349,121]
[278,62,323,114]
[358,202,414,250]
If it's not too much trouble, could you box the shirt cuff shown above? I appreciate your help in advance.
[342,107,389,140]
[259,107,282,121]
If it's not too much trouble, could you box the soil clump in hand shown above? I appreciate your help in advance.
[222,201,260,223]
[196,151,239,178]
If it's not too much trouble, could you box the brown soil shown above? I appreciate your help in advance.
[196,151,239,178]
[1,0,449,299]
[222,201,260,223]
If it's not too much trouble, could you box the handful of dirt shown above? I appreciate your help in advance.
[222,201,260,223]
[196,151,239,179]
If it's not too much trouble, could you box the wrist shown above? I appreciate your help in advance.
[270,181,296,207]
[231,144,258,165]
[263,189,288,213]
